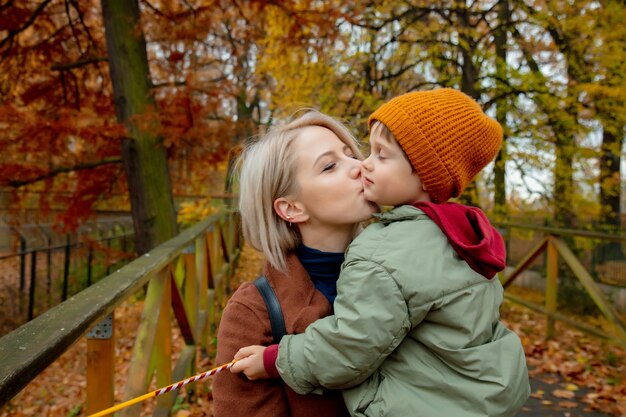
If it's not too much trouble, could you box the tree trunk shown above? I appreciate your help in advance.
[599,125,623,230]
[457,2,481,208]
[597,124,623,262]
[224,88,257,195]
[0,191,9,250]
[553,128,576,228]
[101,0,177,254]
[493,0,510,217]
[512,26,577,228]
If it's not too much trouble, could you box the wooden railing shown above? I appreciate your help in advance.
[496,222,626,347]
[1,214,623,414]
[0,210,242,415]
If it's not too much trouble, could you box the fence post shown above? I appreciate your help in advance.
[86,313,115,415]
[119,224,128,253]
[87,244,94,287]
[38,226,53,305]
[545,236,558,339]
[105,227,113,276]
[28,250,37,321]
[16,231,26,314]
[62,235,71,301]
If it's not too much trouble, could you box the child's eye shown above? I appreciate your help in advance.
[322,162,336,172]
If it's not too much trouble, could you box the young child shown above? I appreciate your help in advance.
[231,88,530,417]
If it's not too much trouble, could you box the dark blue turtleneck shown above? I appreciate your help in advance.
[296,243,344,307]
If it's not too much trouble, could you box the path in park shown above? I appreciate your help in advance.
[519,371,610,417]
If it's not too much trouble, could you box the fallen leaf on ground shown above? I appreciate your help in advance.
[530,390,544,399]
[553,389,576,399]
[558,401,579,409]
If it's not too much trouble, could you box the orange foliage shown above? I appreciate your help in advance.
[3,0,623,231]
[2,0,357,231]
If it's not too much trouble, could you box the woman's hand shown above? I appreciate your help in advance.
[230,345,269,380]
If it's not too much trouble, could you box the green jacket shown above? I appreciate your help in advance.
[277,205,530,417]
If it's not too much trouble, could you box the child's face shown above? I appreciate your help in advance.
[362,131,430,206]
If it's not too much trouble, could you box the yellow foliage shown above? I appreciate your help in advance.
[177,198,222,227]
[256,5,348,116]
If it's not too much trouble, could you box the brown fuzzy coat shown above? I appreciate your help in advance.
[212,253,349,417]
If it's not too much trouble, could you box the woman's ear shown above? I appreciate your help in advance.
[274,197,308,223]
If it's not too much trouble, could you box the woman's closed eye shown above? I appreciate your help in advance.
[322,162,336,172]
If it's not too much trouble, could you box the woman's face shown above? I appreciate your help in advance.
[289,126,377,229]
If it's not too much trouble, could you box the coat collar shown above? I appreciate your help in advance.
[373,205,429,223]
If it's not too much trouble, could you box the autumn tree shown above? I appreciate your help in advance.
[136,1,346,193]
[0,0,125,231]
[581,1,625,237]
[101,0,178,254]
[0,1,368,244]
[511,0,625,230]
[331,1,515,208]
[2,0,623,245]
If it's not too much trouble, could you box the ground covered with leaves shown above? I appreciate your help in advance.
[1,245,624,417]
[502,287,626,416]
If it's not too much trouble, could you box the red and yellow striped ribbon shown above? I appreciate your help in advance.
[88,360,237,417]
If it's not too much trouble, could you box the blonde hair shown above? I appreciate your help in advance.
[236,110,363,272]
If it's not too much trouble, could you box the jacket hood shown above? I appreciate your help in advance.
[412,202,506,279]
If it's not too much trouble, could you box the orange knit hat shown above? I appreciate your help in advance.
[368,88,502,203]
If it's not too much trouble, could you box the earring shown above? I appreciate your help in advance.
[286,215,293,227]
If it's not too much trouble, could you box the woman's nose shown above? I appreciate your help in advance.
[349,161,362,179]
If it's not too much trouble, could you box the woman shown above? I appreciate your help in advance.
[212,110,377,417]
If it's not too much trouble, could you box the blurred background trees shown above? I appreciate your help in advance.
[1,0,624,252]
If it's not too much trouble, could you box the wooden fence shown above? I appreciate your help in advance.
[1,216,625,416]
[0,210,241,415]
[497,222,626,347]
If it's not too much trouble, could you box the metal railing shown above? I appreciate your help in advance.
[0,210,242,415]
[0,223,134,332]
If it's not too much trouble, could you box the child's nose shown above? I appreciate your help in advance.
[362,156,373,172]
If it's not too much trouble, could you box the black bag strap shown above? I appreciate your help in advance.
[253,275,287,344]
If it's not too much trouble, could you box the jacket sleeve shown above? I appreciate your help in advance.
[276,260,411,394]
[213,290,289,417]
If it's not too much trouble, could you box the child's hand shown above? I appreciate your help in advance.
[230,345,269,380]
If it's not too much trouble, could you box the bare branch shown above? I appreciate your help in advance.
[151,80,187,89]
[142,0,171,20]
[68,0,97,50]
[64,0,83,54]
[0,0,54,52]
[7,157,123,188]
[510,157,551,202]
[51,56,108,71]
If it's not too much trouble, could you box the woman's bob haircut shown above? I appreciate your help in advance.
[236,110,363,272]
